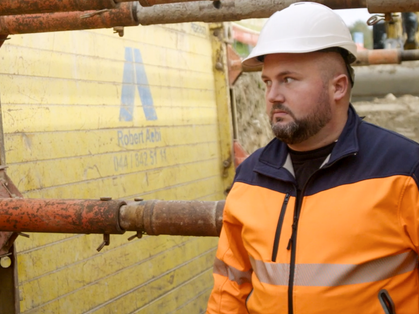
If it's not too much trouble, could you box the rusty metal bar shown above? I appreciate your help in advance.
[0,198,225,237]
[120,200,225,236]
[0,0,117,16]
[401,49,419,62]
[117,0,213,7]
[0,170,23,257]
[0,2,139,35]
[135,0,367,25]
[134,0,419,25]
[0,198,126,234]
[355,49,419,65]
[367,0,419,13]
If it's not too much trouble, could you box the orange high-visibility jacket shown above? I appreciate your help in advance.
[207,106,419,314]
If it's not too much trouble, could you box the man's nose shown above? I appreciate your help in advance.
[266,83,285,104]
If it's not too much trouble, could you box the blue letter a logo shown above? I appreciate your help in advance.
[119,47,157,121]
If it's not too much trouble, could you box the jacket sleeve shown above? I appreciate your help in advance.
[206,193,253,313]
[399,162,419,251]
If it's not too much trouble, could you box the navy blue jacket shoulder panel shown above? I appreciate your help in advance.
[234,142,296,196]
[234,105,419,195]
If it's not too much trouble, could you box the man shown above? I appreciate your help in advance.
[207,2,419,314]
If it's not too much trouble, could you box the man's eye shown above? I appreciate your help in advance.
[264,81,272,87]
[284,77,294,83]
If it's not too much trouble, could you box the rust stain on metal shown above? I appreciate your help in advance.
[316,0,366,9]
[367,0,419,13]
[0,0,117,16]
[0,170,24,255]
[0,2,139,35]
[356,49,401,65]
[136,0,368,25]
[135,0,212,7]
[120,200,225,237]
[0,198,126,234]
[0,196,226,238]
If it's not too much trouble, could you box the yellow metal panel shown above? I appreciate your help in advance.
[9,158,219,198]
[18,235,190,283]
[6,142,218,191]
[135,270,214,314]
[20,239,216,313]
[7,26,212,60]
[210,23,235,194]
[2,103,217,133]
[1,42,213,80]
[22,176,224,204]
[0,20,229,313]
[5,124,219,162]
[169,286,213,314]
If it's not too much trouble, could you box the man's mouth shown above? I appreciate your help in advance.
[272,110,289,122]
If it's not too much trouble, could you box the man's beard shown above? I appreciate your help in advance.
[270,89,332,145]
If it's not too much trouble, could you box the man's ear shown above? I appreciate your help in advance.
[332,74,349,102]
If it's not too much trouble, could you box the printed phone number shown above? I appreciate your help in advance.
[114,148,167,171]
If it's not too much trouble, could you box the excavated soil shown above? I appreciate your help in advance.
[233,72,419,154]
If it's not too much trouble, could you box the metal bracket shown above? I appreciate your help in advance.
[127,232,143,241]
[96,234,110,252]
[113,26,124,37]
[367,13,398,26]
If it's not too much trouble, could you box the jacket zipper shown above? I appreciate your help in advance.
[378,289,396,314]
[286,186,303,314]
[271,193,290,262]
[286,152,357,314]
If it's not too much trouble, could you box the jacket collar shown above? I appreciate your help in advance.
[254,104,361,181]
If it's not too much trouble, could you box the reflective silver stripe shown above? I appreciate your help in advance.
[250,256,290,286]
[250,251,418,287]
[213,257,252,285]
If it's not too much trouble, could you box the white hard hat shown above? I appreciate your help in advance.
[242,2,357,68]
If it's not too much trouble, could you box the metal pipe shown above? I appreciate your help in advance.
[0,0,117,16]
[135,0,419,25]
[367,0,419,14]
[355,49,419,65]
[135,0,367,25]
[0,198,125,234]
[0,2,139,35]
[0,198,225,237]
[120,200,225,236]
[118,0,213,7]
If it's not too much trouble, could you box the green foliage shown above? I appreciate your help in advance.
[350,20,373,49]
[233,40,251,58]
